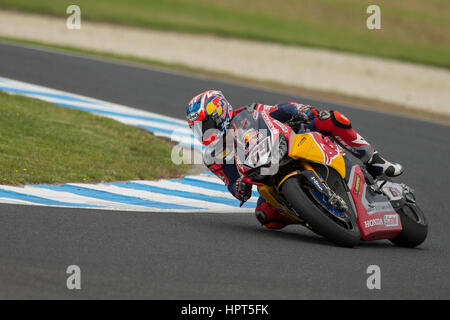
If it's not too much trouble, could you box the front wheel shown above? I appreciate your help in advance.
[389,203,428,248]
[282,177,360,248]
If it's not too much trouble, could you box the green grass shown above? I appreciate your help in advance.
[0,91,190,185]
[0,0,449,68]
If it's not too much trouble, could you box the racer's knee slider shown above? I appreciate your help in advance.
[255,199,294,230]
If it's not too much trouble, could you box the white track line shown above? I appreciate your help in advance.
[67,183,236,211]
[132,180,258,203]
[0,185,151,211]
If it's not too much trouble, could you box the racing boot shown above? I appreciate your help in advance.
[312,110,403,178]
[366,151,404,177]
[255,198,296,230]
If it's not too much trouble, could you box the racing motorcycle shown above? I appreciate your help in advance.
[232,108,428,248]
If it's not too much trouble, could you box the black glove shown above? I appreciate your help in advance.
[234,176,252,204]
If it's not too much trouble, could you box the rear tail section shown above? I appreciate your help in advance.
[347,165,402,241]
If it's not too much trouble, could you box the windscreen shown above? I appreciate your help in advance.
[231,110,273,169]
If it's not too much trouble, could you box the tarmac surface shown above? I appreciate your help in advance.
[0,42,449,299]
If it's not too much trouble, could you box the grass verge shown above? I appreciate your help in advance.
[0,91,190,185]
[0,0,449,68]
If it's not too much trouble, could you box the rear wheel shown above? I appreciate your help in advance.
[282,176,360,247]
[389,203,427,248]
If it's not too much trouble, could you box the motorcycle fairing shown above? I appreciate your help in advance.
[347,165,402,240]
[232,109,292,183]
[288,132,346,179]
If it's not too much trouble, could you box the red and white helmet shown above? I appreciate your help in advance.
[186,90,233,145]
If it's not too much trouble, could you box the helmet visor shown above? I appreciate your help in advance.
[191,116,219,143]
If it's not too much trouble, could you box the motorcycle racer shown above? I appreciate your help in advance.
[186,90,403,230]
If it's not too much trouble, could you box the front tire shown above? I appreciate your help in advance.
[282,177,360,248]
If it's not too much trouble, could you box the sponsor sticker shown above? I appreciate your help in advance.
[388,187,401,198]
[261,111,279,135]
[187,112,199,123]
[311,175,323,192]
[298,136,307,146]
[364,218,383,229]
[353,174,361,196]
[383,214,399,227]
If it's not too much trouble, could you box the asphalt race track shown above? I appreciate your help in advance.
[0,42,449,299]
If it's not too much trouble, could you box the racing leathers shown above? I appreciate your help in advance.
[203,102,403,229]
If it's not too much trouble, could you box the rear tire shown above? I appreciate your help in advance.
[282,177,360,248]
[389,203,427,248]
